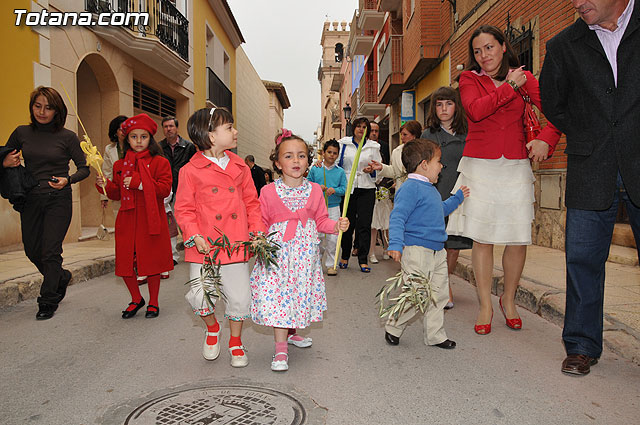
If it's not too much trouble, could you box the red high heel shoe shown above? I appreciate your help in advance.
[474,311,493,335]
[499,296,522,330]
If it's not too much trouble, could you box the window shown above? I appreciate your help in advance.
[133,80,177,117]
[506,23,534,72]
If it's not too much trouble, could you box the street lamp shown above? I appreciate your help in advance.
[343,103,352,137]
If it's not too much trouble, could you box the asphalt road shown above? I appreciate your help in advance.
[1,257,638,424]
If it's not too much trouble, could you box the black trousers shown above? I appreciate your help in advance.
[341,188,375,265]
[20,190,73,306]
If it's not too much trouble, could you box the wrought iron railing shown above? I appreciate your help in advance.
[85,0,189,61]
[207,67,232,112]
[359,71,378,105]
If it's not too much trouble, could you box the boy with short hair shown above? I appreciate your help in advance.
[307,139,347,275]
[385,138,469,349]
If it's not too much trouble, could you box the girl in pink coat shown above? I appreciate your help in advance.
[250,129,349,372]
[174,108,265,368]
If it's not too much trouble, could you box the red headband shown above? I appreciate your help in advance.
[120,113,157,137]
[276,128,292,145]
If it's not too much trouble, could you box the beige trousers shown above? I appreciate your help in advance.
[384,246,450,345]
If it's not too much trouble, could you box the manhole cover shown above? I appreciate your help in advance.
[99,381,325,425]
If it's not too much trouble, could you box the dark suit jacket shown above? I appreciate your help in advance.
[250,164,266,194]
[159,136,197,198]
[540,1,640,209]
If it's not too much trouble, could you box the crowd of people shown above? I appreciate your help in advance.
[2,0,638,377]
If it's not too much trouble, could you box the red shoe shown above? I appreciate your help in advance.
[499,296,522,330]
[474,311,493,335]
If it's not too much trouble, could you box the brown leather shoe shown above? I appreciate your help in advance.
[561,354,598,376]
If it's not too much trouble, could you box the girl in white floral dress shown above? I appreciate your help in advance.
[250,129,349,372]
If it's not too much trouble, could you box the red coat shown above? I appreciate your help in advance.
[98,154,174,277]
[459,70,562,159]
[174,151,266,265]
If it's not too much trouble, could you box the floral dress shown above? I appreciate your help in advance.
[250,178,327,328]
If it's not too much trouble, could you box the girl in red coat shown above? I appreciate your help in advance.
[174,107,265,368]
[96,114,173,319]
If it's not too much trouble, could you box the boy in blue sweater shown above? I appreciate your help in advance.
[307,140,347,275]
[385,139,469,349]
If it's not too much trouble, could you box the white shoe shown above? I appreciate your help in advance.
[202,329,220,361]
[369,254,379,264]
[229,345,249,368]
[271,353,289,372]
[287,334,312,348]
[444,301,454,310]
[382,253,390,260]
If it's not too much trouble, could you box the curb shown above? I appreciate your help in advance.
[0,255,115,308]
[453,256,640,366]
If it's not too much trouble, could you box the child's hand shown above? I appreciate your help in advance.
[389,250,402,262]
[320,184,327,191]
[194,235,211,255]
[362,165,374,174]
[369,160,383,171]
[336,217,349,233]
[96,175,105,187]
[326,187,335,196]
[460,185,470,198]
[123,176,133,189]
[314,160,323,168]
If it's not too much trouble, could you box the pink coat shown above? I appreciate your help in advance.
[259,181,338,237]
[174,151,265,264]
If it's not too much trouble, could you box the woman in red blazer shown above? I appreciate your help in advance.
[447,25,561,335]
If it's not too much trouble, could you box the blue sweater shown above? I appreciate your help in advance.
[307,164,347,208]
[388,178,464,252]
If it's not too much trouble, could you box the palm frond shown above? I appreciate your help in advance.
[376,269,436,320]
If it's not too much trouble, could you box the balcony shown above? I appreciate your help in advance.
[378,35,404,104]
[208,67,232,111]
[358,0,385,31]
[86,0,189,83]
[379,0,402,14]
[349,10,375,57]
[359,71,386,118]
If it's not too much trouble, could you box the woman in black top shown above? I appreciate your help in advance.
[3,86,89,320]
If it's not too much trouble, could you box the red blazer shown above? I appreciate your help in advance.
[99,154,174,277]
[174,151,266,265]
[459,70,562,159]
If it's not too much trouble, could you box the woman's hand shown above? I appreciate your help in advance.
[335,217,349,233]
[506,66,527,88]
[2,150,20,168]
[48,176,68,190]
[526,139,550,162]
[369,160,383,171]
[123,176,133,189]
[389,250,402,262]
[194,235,211,255]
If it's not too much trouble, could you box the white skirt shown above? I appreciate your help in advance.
[446,156,534,245]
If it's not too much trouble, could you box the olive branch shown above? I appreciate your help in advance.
[376,270,436,320]
[184,227,280,310]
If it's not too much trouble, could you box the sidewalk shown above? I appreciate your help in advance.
[453,244,640,365]
[1,238,638,364]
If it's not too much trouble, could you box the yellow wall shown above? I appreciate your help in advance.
[192,0,237,116]
[416,54,451,103]
[0,1,39,139]
[0,1,39,246]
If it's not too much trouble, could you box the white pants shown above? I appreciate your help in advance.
[320,206,341,268]
[185,262,251,321]
[384,246,450,345]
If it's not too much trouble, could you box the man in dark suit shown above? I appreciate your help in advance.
[159,116,197,201]
[540,0,640,376]
[244,155,266,195]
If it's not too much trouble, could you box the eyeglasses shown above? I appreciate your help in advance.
[208,107,217,132]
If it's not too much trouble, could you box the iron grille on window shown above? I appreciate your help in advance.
[133,80,177,117]
[506,22,533,72]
